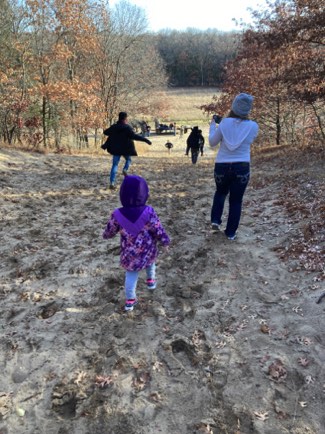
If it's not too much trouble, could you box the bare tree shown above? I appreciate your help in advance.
[96,0,167,125]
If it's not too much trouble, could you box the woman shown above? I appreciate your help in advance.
[209,93,259,240]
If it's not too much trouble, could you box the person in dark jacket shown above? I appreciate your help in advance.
[185,126,205,164]
[103,112,152,190]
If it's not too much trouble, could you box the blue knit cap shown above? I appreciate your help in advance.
[231,93,254,117]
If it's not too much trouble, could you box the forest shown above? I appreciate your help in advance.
[0,0,324,149]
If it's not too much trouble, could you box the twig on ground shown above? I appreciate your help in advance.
[316,291,325,304]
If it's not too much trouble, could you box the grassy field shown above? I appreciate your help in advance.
[139,87,220,124]
[134,87,220,156]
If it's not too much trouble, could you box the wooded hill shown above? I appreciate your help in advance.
[0,0,324,149]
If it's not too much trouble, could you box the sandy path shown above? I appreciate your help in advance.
[0,146,324,434]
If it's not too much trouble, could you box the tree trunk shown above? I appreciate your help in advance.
[276,98,281,145]
[311,102,325,143]
[42,96,47,147]
[200,59,204,86]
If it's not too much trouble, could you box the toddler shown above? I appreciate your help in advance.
[165,140,174,153]
[103,175,170,311]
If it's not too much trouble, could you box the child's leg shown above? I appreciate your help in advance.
[146,263,156,289]
[125,270,139,300]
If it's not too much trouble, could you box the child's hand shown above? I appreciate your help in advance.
[162,245,170,255]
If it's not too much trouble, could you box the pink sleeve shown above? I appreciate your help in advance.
[148,209,170,246]
[103,214,120,239]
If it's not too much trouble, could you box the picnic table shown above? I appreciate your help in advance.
[154,119,176,135]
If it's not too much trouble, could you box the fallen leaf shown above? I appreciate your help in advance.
[260,324,270,334]
[95,375,112,388]
[298,357,310,367]
[74,371,87,386]
[254,411,269,421]
[302,337,313,346]
[152,361,163,372]
[268,359,287,382]
[259,354,271,365]
[237,321,248,331]
[19,292,30,301]
[195,423,214,433]
[132,371,151,391]
[150,392,161,402]
[32,292,42,302]
[0,393,12,418]
[305,375,314,385]
[292,306,303,315]
[215,341,227,349]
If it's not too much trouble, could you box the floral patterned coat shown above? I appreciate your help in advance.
[103,207,170,271]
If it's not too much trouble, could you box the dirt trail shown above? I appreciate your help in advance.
[0,146,324,434]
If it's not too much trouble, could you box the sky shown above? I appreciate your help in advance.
[108,0,268,32]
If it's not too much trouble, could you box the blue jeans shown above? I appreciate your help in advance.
[110,155,131,185]
[211,162,250,237]
[125,263,156,300]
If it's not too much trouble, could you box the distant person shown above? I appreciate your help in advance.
[140,121,148,137]
[102,112,152,190]
[103,175,170,311]
[186,126,205,164]
[209,93,259,240]
[165,140,173,153]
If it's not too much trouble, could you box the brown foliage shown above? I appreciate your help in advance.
[0,0,167,149]
[201,0,325,146]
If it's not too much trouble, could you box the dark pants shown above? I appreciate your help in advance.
[211,162,250,237]
[191,150,199,164]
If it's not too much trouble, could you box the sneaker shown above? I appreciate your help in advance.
[227,234,237,240]
[122,169,128,176]
[146,279,157,290]
[211,223,220,231]
[109,184,117,190]
[124,299,138,311]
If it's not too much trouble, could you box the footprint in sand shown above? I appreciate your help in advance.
[37,301,61,319]
[171,337,200,367]
[51,382,78,419]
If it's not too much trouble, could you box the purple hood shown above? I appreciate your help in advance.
[113,175,150,236]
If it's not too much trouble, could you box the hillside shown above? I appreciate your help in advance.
[0,140,324,434]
